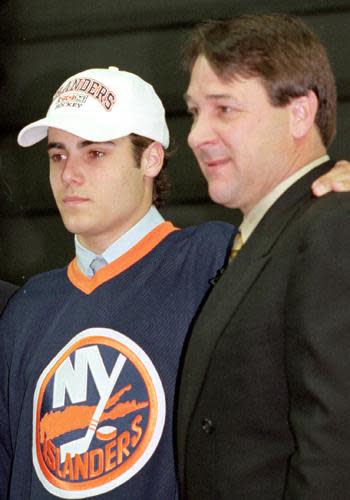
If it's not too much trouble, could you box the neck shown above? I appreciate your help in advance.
[78,205,153,254]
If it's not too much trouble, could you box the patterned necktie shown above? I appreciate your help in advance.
[89,256,108,275]
[229,231,243,262]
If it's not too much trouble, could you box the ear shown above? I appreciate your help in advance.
[140,141,164,178]
[289,90,319,140]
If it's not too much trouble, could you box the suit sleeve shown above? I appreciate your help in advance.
[0,329,12,500]
[285,194,350,499]
[0,281,17,315]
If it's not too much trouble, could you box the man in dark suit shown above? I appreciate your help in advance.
[0,281,16,313]
[177,14,350,499]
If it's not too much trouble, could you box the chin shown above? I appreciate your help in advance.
[61,218,88,236]
[208,183,235,207]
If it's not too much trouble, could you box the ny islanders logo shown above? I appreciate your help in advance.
[33,328,166,498]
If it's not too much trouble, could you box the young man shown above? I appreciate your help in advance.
[177,14,350,499]
[0,66,234,499]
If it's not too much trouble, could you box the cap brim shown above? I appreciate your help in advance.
[18,115,131,147]
[17,118,50,147]
[18,113,169,148]
[18,115,144,147]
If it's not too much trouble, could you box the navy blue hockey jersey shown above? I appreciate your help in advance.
[0,221,234,499]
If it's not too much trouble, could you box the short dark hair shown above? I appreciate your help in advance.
[184,14,337,147]
[130,133,171,208]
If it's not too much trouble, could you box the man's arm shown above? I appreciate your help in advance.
[0,281,18,314]
[0,334,12,500]
[284,194,350,498]
[312,160,350,195]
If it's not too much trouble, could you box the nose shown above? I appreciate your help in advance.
[187,113,217,151]
[61,155,84,186]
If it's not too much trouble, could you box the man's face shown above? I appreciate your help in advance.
[186,56,296,214]
[48,128,150,253]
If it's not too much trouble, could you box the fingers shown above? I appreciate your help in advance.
[312,161,350,196]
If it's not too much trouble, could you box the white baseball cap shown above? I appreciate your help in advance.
[17,66,169,148]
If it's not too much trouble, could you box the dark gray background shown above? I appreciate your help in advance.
[1,0,349,284]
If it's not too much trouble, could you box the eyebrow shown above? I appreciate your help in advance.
[47,140,116,151]
[184,93,238,104]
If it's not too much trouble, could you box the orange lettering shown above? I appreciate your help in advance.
[74,452,89,480]
[131,414,143,447]
[55,445,63,478]
[89,448,104,478]
[44,439,56,471]
[117,431,130,465]
[62,454,74,480]
[105,439,117,472]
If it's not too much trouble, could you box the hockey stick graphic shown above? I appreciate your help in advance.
[60,353,127,461]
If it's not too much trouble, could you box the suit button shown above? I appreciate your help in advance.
[201,417,214,434]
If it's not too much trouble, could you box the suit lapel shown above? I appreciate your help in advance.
[177,161,333,456]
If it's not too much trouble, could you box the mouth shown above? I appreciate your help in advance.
[205,158,230,168]
[62,195,90,206]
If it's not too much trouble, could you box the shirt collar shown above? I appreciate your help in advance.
[240,155,329,243]
[75,206,165,277]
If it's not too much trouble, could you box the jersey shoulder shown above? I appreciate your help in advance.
[171,220,235,248]
[2,266,69,314]
[162,220,236,272]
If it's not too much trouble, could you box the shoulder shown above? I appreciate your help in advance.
[159,221,236,275]
[284,192,350,261]
[299,192,350,231]
[25,266,68,289]
[165,221,236,261]
[3,266,69,311]
[0,280,17,313]
[0,279,17,296]
[171,221,235,247]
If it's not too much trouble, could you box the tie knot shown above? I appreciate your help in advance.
[89,256,108,275]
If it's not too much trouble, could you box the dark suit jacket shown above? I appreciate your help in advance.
[0,280,17,314]
[177,161,350,499]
